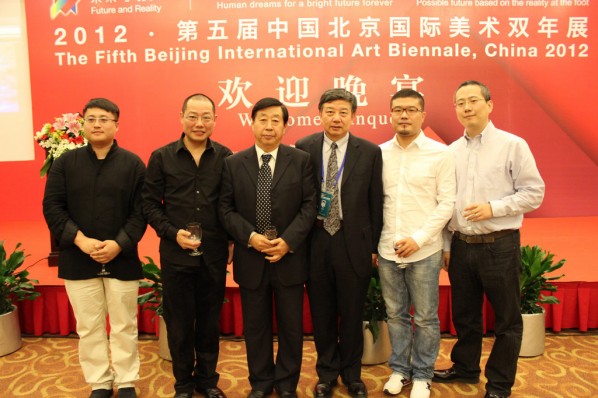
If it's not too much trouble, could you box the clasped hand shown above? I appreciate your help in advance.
[76,233,121,264]
[250,234,290,263]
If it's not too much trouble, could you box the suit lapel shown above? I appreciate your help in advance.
[342,133,360,185]
[241,146,259,188]
[308,133,325,184]
[272,145,290,189]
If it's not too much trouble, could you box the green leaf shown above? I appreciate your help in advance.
[520,245,565,314]
[0,241,40,315]
[40,157,53,178]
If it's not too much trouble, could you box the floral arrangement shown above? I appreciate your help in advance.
[34,113,86,177]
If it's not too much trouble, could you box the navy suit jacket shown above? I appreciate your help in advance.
[219,144,317,289]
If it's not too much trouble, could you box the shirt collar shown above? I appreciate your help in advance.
[175,133,214,153]
[86,139,118,157]
[323,132,349,152]
[393,130,425,149]
[464,120,494,144]
[255,144,279,163]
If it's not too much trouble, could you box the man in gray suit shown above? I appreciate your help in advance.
[219,97,317,398]
[295,88,383,398]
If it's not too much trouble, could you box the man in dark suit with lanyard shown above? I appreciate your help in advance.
[296,88,383,398]
[219,97,317,398]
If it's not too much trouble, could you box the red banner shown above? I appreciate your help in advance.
[3,0,597,222]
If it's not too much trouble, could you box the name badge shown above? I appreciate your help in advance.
[318,190,333,217]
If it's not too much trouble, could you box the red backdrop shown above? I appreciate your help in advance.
[0,0,596,225]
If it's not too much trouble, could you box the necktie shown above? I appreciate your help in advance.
[256,153,273,234]
[324,142,341,235]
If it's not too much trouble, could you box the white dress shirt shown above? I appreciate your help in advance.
[255,145,279,175]
[378,131,456,263]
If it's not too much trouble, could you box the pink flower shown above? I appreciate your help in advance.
[67,120,83,134]
[52,117,66,131]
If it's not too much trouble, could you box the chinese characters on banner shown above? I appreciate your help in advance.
[25,0,597,217]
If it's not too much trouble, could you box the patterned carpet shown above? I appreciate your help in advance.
[1,334,597,397]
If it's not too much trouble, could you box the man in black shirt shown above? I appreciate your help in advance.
[142,93,232,398]
[43,98,146,398]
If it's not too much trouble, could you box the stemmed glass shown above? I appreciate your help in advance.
[393,242,409,269]
[186,222,203,256]
[264,226,278,240]
[97,263,110,276]
[464,209,475,234]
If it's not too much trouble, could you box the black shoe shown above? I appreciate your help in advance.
[117,388,137,398]
[276,391,297,398]
[485,392,509,398]
[314,380,337,398]
[90,389,113,398]
[247,390,268,398]
[347,381,367,397]
[174,393,193,398]
[432,367,480,384]
[196,387,227,398]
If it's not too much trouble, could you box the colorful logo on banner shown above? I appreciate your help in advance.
[50,0,79,19]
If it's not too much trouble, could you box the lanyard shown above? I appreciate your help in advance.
[321,147,347,188]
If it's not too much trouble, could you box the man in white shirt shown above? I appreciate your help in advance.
[433,81,545,398]
[378,89,456,398]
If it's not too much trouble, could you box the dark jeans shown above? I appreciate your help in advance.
[448,230,522,396]
[162,257,227,394]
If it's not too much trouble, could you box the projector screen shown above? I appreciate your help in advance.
[0,0,33,162]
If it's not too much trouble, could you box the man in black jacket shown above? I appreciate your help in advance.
[142,93,232,398]
[43,98,146,398]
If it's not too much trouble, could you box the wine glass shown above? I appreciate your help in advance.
[464,209,475,234]
[393,242,409,269]
[264,226,278,240]
[97,263,110,276]
[186,222,203,256]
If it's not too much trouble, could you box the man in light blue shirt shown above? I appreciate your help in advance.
[433,81,545,398]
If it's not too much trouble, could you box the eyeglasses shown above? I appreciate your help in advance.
[391,107,422,116]
[454,97,485,109]
[84,117,116,125]
[184,115,214,124]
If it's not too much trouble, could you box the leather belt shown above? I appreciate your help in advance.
[315,219,343,229]
[454,229,517,244]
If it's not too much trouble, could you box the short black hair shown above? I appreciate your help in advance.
[318,88,357,114]
[455,80,491,102]
[82,98,119,121]
[390,89,425,111]
[251,97,289,125]
[181,93,216,114]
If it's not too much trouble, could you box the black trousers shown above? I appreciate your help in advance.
[162,256,227,394]
[307,227,371,384]
[448,230,522,396]
[240,262,304,393]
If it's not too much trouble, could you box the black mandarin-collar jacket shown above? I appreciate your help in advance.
[43,142,147,280]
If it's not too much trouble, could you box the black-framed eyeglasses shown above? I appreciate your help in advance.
[391,107,422,116]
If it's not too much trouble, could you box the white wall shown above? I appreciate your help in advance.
[0,0,33,162]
